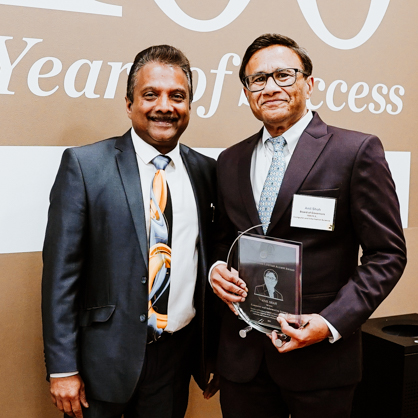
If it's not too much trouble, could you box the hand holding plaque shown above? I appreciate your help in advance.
[227,228,302,346]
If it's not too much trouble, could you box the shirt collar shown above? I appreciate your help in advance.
[261,110,313,153]
[130,127,181,168]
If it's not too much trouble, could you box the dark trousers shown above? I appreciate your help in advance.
[65,323,194,418]
[220,357,356,418]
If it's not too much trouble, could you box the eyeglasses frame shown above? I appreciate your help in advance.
[243,68,310,93]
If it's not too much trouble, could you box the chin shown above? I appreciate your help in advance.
[149,129,175,141]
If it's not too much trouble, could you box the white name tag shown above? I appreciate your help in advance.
[291,194,337,231]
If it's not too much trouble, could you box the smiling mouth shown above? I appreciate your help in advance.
[149,116,178,124]
[262,99,287,107]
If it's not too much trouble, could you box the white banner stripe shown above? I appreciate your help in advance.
[0,146,409,254]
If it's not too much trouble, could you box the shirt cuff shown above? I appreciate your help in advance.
[50,371,79,378]
[208,260,227,287]
[319,316,341,343]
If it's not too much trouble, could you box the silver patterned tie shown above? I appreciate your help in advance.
[258,136,286,234]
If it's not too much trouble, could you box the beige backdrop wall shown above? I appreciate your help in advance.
[0,1,417,417]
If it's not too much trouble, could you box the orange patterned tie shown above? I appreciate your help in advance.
[148,155,172,342]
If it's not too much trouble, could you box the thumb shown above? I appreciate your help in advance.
[277,316,294,337]
[79,387,89,408]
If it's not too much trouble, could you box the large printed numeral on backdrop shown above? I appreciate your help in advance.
[0,0,122,16]
[0,0,391,48]
[154,0,251,32]
[297,0,390,50]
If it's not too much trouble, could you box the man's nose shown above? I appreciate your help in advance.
[154,94,173,112]
[263,75,282,95]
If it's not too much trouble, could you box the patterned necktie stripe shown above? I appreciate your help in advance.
[148,155,172,342]
[257,136,286,234]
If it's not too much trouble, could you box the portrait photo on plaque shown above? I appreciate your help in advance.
[237,233,302,332]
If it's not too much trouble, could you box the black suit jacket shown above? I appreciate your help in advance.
[214,112,406,391]
[42,130,217,403]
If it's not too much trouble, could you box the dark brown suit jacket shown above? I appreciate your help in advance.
[214,112,406,391]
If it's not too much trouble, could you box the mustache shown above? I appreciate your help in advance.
[148,115,178,123]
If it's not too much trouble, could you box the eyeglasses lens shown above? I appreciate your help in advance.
[246,69,298,92]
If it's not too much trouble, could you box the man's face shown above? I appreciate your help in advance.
[265,272,278,287]
[126,62,190,154]
[244,45,314,136]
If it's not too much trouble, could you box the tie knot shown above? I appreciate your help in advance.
[152,155,171,170]
[270,136,286,151]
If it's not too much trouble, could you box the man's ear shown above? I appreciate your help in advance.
[244,87,249,100]
[305,76,314,99]
[125,97,132,118]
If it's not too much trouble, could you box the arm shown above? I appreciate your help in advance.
[321,135,406,337]
[42,148,89,416]
[209,154,248,312]
[269,135,406,352]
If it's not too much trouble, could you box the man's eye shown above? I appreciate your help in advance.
[172,94,185,101]
[251,75,266,84]
[275,72,291,79]
[144,92,157,99]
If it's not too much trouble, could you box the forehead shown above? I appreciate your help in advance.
[245,45,303,75]
[135,62,189,92]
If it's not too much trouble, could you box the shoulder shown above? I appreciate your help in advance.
[313,113,383,154]
[180,144,217,170]
[311,112,377,143]
[327,125,385,159]
[67,136,119,158]
[63,132,130,166]
[327,124,376,142]
[218,129,262,164]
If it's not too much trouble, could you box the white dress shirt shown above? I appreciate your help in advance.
[250,110,313,203]
[131,128,199,333]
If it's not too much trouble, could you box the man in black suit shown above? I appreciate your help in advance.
[42,45,217,418]
[210,34,406,418]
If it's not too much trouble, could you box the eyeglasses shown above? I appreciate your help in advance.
[243,68,309,92]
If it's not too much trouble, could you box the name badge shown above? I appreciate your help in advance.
[290,194,336,231]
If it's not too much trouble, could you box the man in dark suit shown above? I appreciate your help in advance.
[42,45,218,418]
[210,34,406,418]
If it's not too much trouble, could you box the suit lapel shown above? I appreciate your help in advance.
[267,113,332,233]
[180,145,206,259]
[115,131,148,267]
[180,144,202,225]
[238,130,264,235]
[180,145,207,305]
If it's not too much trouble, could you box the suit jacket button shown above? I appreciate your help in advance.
[141,276,147,284]
[140,314,146,322]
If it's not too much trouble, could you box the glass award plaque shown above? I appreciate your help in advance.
[228,229,302,345]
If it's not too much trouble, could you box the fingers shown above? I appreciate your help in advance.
[277,312,305,326]
[210,264,248,306]
[202,374,220,399]
[79,385,89,409]
[50,375,88,418]
[63,399,77,417]
[72,399,84,418]
[202,382,218,399]
[226,301,239,315]
[269,313,331,353]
